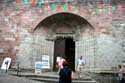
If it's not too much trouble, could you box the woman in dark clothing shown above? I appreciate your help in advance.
[58,61,73,83]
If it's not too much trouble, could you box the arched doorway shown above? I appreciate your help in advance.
[33,12,94,71]
[53,37,75,71]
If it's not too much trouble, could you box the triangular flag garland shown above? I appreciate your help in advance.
[17,0,124,15]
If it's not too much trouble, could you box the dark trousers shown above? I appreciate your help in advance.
[118,79,123,83]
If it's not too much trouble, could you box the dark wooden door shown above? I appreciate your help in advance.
[53,38,65,70]
[65,38,75,71]
[53,37,75,71]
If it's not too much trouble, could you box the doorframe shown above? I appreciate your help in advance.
[53,35,76,71]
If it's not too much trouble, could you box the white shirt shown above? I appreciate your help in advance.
[78,59,85,65]
[56,57,65,68]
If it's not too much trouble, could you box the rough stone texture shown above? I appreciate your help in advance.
[0,1,125,71]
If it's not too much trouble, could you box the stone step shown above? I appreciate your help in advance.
[14,73,97,83]
[17,74,92,80]
[29,77,97,83]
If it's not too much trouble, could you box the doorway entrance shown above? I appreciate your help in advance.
[53,37,75,71]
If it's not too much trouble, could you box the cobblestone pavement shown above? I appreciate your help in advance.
[0,70,46,83]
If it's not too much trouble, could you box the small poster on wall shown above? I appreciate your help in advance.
[41,55,50,69]
[1,57,11,70]
[35,61,42,74]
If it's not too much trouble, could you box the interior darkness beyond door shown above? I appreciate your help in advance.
[53,37,75,71]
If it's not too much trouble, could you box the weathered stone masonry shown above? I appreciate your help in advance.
[0,1,125,71]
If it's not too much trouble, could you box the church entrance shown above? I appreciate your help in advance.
[53,37,75,71]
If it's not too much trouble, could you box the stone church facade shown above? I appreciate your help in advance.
[0,0,125,71]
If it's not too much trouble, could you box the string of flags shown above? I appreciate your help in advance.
[15,0,124,15]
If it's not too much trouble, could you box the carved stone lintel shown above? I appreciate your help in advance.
[46,25,81,41]
[46,33,78,41]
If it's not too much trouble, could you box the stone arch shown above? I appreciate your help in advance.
[31,11,95,31]
[33,12,95,41]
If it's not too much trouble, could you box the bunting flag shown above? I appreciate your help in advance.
[45,1,49,8]
[103,7,107,13]
[31,0,35,6]
[90,8,94,14]
[96,9,99,14]
[57,4,61,10]
[72,6,77,11]
[99,8,102,14]
[78,6,81,12]
[63,5,67,11]
[15,0,19,3]
[86,7,89,14]
[37,1,43,7]
[112,6,116,12]
[108,6,111,11]
[23,0,28,4]
[68,5,72,11]
[118,4,122,10]
[16,1,123,15]
[50,3,56,9]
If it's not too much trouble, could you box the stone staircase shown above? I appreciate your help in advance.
[8,70,97,83]
[26,74,97,83]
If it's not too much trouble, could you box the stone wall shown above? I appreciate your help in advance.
[0,1,125,71]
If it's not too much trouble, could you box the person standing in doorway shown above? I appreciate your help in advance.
[58,61,73,83]
[77,56,85,78]
[117,65,123,83]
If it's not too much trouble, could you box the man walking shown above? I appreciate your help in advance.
[77,56,85,78]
